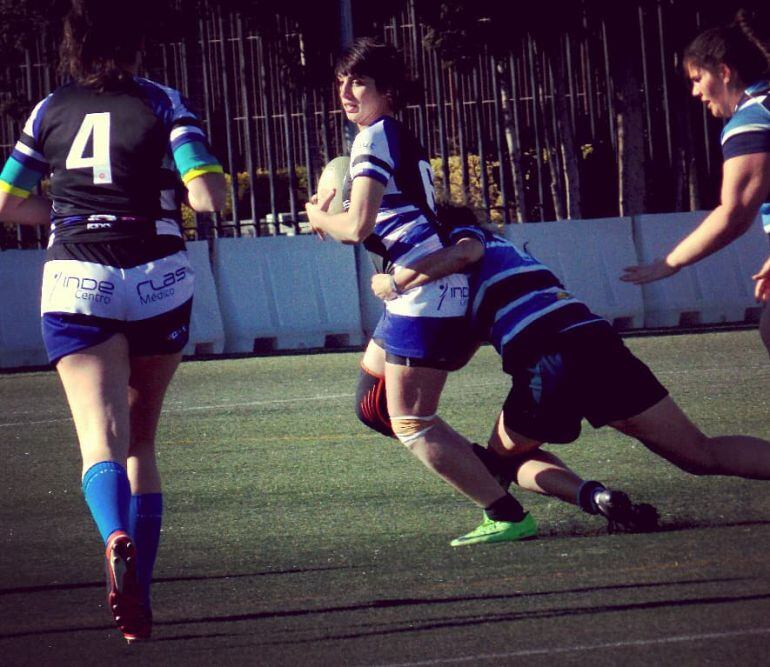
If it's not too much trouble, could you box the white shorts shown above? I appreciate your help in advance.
[41,250,194,321]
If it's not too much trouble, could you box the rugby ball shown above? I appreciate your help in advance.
[316,155,350,215]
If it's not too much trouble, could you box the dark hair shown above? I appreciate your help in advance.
[683,8,770,84]
[436,202,482,230]
[334,37,412,111]
[59,0,148,89]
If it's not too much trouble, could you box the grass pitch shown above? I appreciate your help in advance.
[2,329,770,665]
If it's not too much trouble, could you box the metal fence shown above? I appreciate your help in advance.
[0,0,744,246]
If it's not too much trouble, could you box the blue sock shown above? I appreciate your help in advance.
[129,493,163,603]
[81,461,131,544]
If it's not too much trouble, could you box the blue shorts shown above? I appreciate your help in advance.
[502,322,668,443]
[372,309,474,370]
[42,299,192,364]
[40,230,194,364]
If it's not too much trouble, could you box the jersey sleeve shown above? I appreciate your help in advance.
[0,96,51,199]
[141,79,224,185]
[721,103,770,161]
[350,123,394,187]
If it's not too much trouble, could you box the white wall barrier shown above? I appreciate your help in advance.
[213,235,364,352]
[632,211,766,327]
[355,245,385,338]
[0,249,48,368]
[502,217,645,329]
[182,240,225,356]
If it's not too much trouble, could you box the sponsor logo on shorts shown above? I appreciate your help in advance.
[136,267,188,304]
[53,272,115,303]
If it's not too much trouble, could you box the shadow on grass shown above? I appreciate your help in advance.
[245,589,770,645]
[0,564,354,597]
[535,517,770,538]
[148,576,763,642]
[1,574,765,641]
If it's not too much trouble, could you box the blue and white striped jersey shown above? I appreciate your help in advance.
[449,226,605,370]
[721,80,770,232]
[345,115,446,273]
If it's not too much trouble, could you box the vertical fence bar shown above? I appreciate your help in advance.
[433,51,450,200]
[638,4,654,162]
[257,34,278,234]
[217,10,238,235]
[453,69,469,205]
[527,36,545,220]
[237,13,257,234]
[490,54,510,223]
[657,0,673,166]
[600,17,616,156]
[472,59,489,217]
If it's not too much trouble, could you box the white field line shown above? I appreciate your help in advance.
[1,362,767,430]
[369,626,770,667]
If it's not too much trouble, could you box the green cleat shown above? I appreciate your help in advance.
[450,512,538,547]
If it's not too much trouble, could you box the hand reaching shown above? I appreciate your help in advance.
[620,258,680,284]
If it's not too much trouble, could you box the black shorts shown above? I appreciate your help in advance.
[501,322,669,443]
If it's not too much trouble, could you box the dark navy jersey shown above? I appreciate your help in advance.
[0,77,221,226]
[449,225,606,369]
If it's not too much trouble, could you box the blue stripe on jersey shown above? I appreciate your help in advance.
[496,291,583,348]
[169,125,207,152]
[375,209,425,239]
[455,226,602,351]
[721,82,770,160]
[8,146,47,173]
[471,264,548,320]
[352,153,392,174]
[23,94,53,143]
[384,225,439,263]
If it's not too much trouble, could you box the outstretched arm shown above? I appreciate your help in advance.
[620,151,770,284]
[372,237,484,300]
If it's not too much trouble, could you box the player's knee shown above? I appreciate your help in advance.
[391,415,438,447]
[355,367,395,438]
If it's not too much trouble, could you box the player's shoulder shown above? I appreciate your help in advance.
[722,95,770,144]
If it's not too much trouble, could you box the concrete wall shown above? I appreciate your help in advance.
[0,212,764,369]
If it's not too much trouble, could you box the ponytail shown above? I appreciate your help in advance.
[59,0,147,90]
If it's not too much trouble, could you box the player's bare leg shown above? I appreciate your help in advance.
[486,412,657,532]
[610,395,770,478]
[57,335,149,641]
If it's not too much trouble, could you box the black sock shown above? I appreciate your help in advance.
[485,493,526,523]
[577,480,606,514]
[471,443,512,490]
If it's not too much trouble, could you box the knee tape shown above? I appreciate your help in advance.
[390,415,438,445]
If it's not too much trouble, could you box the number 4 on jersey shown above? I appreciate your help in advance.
[66,112,113,185]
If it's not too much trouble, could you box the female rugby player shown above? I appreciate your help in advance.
[372,205,770,546]
[0,0,225,641]
[622,9,770,352]
[305,39,533,541]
